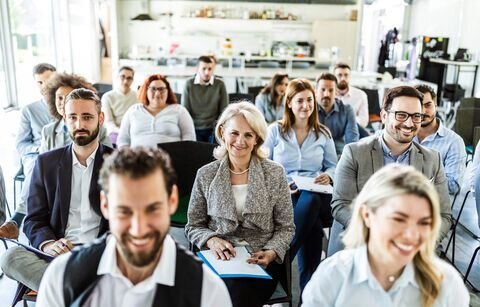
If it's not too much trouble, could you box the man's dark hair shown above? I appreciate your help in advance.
[198,55,215,64]
[316,72,338,85]
[32,63,56,76]
[382,86,423,110]
[65,88,102,114]
[334,63,351,71]
[118,66,135,75]
[99,147,177,195]
[414,84,437,102]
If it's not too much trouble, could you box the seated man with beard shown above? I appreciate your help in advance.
[36,147,232,307]
[0,89,113,292]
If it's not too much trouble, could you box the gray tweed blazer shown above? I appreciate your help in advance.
[185,156,295,263]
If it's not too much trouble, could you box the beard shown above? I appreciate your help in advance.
[118,230,165,267]
[70,123,100,146]
[387,122,418,144]
[337,81,348,91]
[421,115,436,128]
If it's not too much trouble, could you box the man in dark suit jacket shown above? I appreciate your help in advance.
[0,88,113,291]
[327,86,452,256]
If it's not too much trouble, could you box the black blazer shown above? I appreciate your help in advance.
[23,143,113,248]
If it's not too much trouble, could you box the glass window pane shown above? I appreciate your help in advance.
[8,0,54,107]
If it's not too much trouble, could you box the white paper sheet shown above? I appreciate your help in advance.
[197,246,271,279]
[291,175,333,194]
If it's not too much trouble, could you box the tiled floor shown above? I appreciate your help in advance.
[0,107,479,306]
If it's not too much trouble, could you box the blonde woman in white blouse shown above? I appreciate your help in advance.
[117,74,195,147]
[302,164,469,307]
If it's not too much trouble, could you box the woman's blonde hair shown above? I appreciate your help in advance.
[214,101,268,160]
[342,164,443,307]
[280,78,331,139]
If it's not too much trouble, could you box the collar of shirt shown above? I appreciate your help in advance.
[352,245,419,292]
[319,99,340,115]
[379,134,412,162]
[414,119,446,144]
[71,143,99,169]
[194,73,215,86]
[97,234,177,292]
[337,89,352,99]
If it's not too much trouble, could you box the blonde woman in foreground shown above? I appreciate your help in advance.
[302,164,469,307]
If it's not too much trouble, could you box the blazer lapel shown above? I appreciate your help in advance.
[410,144,424,172]
[242,158,269,229]
[89,144,104,216]
[58,145,73,232]
[371,137,384,173]
[209,158,238,225]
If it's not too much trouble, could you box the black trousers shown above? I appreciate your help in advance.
[222,260,283,307]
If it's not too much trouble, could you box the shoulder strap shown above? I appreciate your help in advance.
[63,235,108,306]
[151,243,203,307]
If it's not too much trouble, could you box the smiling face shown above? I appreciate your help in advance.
[316,79,336,112]
[221,114,257,161]
[55,86,74,116]
[381,96,422,145]
[420,92,437,128]
[146,79,168,110]
[101,170,178,268]
[362,194,432,271]
[288,89,315,121]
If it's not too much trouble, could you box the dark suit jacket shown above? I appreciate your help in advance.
[23,143,113,248]
[331,135,452,241]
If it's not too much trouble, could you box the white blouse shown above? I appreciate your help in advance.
[117,103,196,148]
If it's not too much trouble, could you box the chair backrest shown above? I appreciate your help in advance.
[175,92,182,103]
[229,93,254,104]
[92,83,113,99]
[248,86,264,99]
[157,141,217,227]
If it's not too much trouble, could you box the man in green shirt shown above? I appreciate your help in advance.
[182,55,228,143]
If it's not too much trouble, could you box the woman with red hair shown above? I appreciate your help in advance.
[117,74,195,147]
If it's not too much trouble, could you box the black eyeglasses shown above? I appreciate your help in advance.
[148,86,168,93]
[387,110,423,123]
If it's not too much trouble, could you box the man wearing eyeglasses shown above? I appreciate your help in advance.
[101,66,137,144]
[327,85,452,256]
[413,84,466,195]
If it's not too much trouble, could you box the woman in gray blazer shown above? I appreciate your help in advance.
[186,101,295,307]
[40,73,111,153]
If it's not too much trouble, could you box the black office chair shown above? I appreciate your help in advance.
[157,141,216,228]
[229,93,254,104]
[175,92,182,103]
[360,87,382,131]
[92,83,113,99]
[248,86,264,100]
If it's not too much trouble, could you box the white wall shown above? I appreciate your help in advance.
[408,0,480,97]
[115,0,359,62]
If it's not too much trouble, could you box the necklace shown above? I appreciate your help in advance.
[388,275,395,283]
[229,168,249,175]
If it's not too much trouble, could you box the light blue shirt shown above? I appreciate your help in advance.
[302,245,469,307]
[380,135,412,166]
[414,121,466,194]
[254,93,284,124]
[16,98,53,157]
[264,123,337,182]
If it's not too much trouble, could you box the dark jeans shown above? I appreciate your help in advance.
[222,260,282,307]
[476,170,480,229]
[290,191,333,292]
[195,128,215,143]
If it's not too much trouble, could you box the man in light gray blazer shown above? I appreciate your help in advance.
[328,85,452,256]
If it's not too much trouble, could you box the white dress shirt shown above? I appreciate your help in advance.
[302,245,469,307]
[65,145,101,245]
[337,86,369,127]
[37,235,233,307]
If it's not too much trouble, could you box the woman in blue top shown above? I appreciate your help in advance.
[255,73,288,123]
[265,78,337,292]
